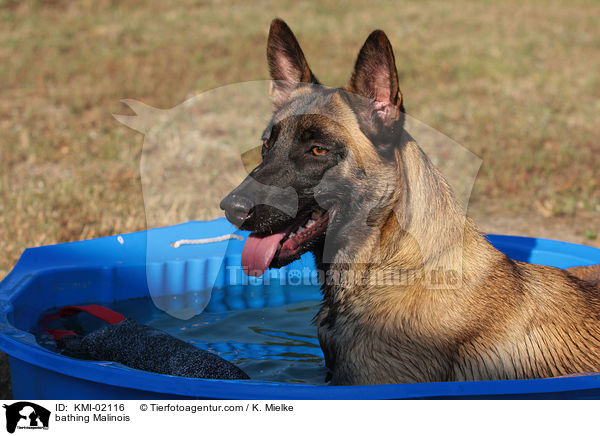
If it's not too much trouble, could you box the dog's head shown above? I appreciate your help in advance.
[221,19,405,276]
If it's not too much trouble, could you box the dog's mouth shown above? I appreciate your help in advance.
[241,205,335,277]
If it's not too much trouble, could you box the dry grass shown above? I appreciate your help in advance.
[1,0,599,280]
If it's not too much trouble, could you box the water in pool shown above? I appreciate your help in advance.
[38,284,328,385]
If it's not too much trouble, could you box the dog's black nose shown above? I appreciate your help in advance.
[220,194,254,227]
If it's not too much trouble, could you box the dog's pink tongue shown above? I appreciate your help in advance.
[242,232,286,277]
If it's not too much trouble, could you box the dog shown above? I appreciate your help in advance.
[220,18,600,385]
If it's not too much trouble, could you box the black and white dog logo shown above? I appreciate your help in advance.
[3,402,50,433]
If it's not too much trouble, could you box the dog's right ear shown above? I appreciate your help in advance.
[344,30,404,146]
[267,18,317,109]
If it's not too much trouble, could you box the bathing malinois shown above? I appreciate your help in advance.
[220,18,600,385]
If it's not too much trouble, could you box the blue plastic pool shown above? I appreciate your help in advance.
[2,218,600,399]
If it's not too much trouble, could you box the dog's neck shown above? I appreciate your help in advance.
[315,136,498,320]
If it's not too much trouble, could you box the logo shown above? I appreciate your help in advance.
[3,402,50,434]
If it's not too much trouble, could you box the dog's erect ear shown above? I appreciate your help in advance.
[267,18,317,108]
[345,30,404,144]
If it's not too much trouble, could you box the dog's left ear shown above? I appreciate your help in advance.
[345,30,404,144]
[267,18,318,109]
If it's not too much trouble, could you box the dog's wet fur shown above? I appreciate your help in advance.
[221,18,600,385]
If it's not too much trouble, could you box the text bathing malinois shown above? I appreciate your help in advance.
[221,18,600,385]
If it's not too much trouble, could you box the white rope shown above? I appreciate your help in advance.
[170,234,243,248]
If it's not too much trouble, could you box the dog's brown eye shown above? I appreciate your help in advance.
[263,140,270,149]
[311,146,328,156]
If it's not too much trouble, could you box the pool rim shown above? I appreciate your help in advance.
[2,219,600,399]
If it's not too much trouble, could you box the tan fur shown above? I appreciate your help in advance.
[316,127,600,386]
[567,265,600,287]
[255,19,600,386]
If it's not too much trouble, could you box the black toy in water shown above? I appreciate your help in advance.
[45,305,249,380]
